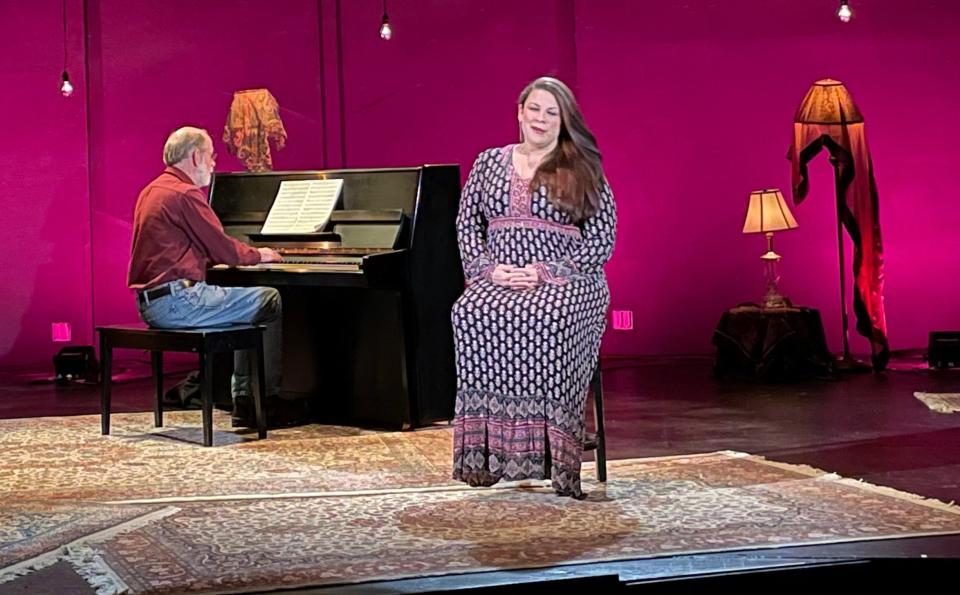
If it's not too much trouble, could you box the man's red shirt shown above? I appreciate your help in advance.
[127,167,259,290]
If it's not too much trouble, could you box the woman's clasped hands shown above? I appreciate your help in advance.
[490,264,541,290]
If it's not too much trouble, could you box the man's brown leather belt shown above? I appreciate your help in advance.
[137,279,196,306]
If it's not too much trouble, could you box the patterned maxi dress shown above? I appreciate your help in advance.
[451,145,617,498]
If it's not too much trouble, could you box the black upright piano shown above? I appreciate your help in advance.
[206,165,463,429]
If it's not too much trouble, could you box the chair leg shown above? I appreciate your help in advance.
[200,349,214,447]
[591,364,607,482]
[100,335,112,436]
[251,333,268,440]
[152,351,163,427]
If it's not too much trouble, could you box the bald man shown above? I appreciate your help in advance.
[128,126,306,428]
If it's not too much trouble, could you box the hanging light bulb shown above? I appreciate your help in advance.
[837,0,853,23]
[61,71,74,97]
[379,17,392,40]
[60,0,74,97]
[379,0,392,40]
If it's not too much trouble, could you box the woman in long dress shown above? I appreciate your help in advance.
[451,76,617,499]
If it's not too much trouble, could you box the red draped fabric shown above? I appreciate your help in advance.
[789,119,889,370]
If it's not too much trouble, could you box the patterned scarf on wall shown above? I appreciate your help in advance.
[223,89,288,172]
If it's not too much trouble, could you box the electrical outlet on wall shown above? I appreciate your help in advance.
[51,322,72,342]
[612,310,633,331]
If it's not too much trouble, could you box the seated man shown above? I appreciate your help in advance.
[127,126,307,427]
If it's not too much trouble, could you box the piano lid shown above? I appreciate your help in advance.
[210,168,422,224]
[209,165,461,259]
[210,168,425,251]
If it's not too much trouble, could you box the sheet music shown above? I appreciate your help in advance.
[260,179,343,234]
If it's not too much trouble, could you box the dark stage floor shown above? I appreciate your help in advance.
[2,353,959,593]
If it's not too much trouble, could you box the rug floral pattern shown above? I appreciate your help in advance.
[92,454,960,593]
[0,411,455,501]
[2,413,960,593]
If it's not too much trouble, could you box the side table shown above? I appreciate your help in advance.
[712,304,835,381]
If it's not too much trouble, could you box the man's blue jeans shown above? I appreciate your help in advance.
[137,281,282,400]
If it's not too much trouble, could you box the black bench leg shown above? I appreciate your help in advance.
[100,335,112,435]
[591,365,607,483]
[251,334,268,440]
[152,351,163,427]
[200,349,214,447]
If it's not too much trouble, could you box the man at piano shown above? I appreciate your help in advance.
[127,126,307,428]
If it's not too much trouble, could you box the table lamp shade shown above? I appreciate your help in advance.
[794,78,863,125]
[743,189,799,234]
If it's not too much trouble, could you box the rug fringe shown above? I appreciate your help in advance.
[750,452,960,513]
[0,506,179,590]
[0,552,63,586]
[729,452,842,479]
[831,477,960,514]
[65,544,130,595]
[602,451,748,466]
[719,452,960,512]
[914,392,960,413]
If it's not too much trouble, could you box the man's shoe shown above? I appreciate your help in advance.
[265,398,311,429]
[231,395,255,428]
[231,396,310,429]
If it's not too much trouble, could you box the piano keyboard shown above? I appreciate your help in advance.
[275,247,385,257]
[212,258,362,273]
[248,262,362,272]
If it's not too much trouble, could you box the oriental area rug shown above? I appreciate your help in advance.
[2,412,960,594]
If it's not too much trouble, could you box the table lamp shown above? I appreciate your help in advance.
[743,189,799,309]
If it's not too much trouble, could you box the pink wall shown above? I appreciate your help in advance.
[2,0,959,367]
[574,0,960,355]
[0,1,91,367]
[337,0,577,174]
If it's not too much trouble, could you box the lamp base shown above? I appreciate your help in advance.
[834,354,872,373]
[759,251,792,310]
[761,293,793,310]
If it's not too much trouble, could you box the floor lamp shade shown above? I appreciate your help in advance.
[794,79,863,125]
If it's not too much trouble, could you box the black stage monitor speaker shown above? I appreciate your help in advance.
[53,345,99,385]
[928,331,960,369]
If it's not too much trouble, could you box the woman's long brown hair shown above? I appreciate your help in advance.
[519,77,604,223]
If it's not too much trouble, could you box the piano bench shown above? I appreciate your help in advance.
[584,362,607,482]
[97,324,268,447]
